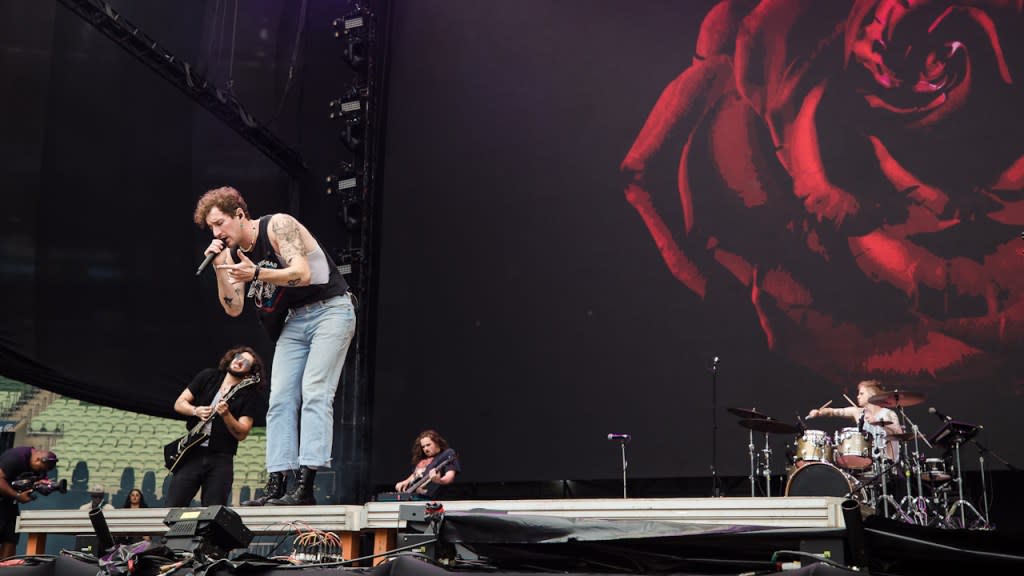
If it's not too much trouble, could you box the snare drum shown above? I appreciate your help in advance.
[922,458,952,483]
[834,427,873,470]
[794,430,832,465]
[785,462,864,501]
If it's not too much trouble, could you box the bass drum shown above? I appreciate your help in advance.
[785,462,862,501]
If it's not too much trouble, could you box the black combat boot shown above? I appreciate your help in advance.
[241,470,289,506]
[267,466,316,505]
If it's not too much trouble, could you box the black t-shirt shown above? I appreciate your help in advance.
[0,447,34,504]
[184,369,260,455]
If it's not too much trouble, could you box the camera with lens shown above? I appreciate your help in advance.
[12,475,68,497]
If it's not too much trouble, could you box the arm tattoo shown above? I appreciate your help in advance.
[272,215,306,265]
[287,279,299,287]
[223,296,234,305]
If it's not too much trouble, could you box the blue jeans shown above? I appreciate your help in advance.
[266,294,356,472]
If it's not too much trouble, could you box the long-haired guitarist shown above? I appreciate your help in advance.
[166,345,264,507]
[394,430,460,499]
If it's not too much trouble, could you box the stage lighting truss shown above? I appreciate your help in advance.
[333,4,369,70]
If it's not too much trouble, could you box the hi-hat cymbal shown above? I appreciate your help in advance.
[738,418,799,434]
[868,390,926,408]
[727,407,767,419]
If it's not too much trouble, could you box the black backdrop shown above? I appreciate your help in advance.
[1,0,1021,489]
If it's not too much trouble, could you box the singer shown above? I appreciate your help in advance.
[0,447,58,558]
[166,346,263,508]
[193,186,356,506]
[806,380,903,461]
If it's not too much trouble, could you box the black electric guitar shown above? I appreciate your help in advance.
[403,450,457,494]
[163,374,260,472]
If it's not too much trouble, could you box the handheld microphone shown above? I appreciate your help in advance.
[195,251,218,276]
[196,243,237,276]
[607,433,631,442]
[928,406,953,422]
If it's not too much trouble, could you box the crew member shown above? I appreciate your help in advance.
[0,447,58,558]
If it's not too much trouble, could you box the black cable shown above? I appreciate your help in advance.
[865,527,1024,561]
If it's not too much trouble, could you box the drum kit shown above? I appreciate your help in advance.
[731,390,992,529]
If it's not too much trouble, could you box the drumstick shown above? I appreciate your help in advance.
[817,400,832,410]
[842,393,858,407]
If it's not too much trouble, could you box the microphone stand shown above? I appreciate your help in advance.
[710,357,721,497]
[613,438,629,499]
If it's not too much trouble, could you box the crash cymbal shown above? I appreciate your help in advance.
[738,418,799,434]
[868,390,926,408]
[727,407,767,419]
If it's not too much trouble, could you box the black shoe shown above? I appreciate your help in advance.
[267,466,316,505]
[241,470,289,506]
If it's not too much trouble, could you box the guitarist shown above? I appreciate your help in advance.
[394,430,460,499]
[166,346,264,507]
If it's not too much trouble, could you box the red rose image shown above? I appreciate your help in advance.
[622,0,1024,387]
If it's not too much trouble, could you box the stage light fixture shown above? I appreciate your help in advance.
[332,5,369,70]
[163,506,253,559]
[334,248,363,276]
[326,162,361,196]
[328,86,367,120]
[328,88,366,153]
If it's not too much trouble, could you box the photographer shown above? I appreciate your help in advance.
[0,447,58,558]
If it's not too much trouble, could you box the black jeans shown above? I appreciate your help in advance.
[165,447,235,507]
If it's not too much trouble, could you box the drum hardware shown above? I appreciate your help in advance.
[895,409,931,525]
[737,417,799,497]
[727,407,766,497]
[929,420,989,529]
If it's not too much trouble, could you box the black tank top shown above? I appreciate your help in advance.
[245,215,348,311]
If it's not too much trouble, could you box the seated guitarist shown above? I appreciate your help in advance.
[394,430,460,499]
[166,346,264,507]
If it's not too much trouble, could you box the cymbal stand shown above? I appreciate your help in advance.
[761,433,773,498]
[747,429,756,497]
[871,436,912,522]
[898,410,931,525]
[945,437,986,529]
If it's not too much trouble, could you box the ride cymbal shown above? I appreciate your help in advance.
[738,418,799,434]
[868,390,926,408]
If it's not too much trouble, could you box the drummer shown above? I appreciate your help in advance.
[806,379,903,460]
